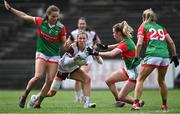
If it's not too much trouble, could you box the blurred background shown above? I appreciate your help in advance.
[0,0,180,89]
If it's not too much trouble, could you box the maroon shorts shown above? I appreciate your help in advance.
[57,68,80,80]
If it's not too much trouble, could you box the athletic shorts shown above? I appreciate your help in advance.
[142,56,170,68]
[122,65,140,82]
[57,68,79,80]
[36,52,60,64]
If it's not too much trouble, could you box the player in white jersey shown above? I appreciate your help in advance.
[67,17,101,102]
[27,31,103,108]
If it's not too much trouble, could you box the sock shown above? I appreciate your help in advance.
[115,97,119,101]
[23,89,31,97]
[162,99,167,105]
[39,96,45,102]
[83,96,90,103]
[35,96,45,106]
[135,99,139,103]
[75,90,83,99]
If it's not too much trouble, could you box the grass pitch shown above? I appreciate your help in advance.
[0,89,180,114]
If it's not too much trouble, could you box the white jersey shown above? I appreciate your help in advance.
[58,43,89,73]
[70,29,97,64]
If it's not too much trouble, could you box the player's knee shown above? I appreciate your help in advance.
[105,79,113,86]
[75,81,81,85]
[46,77,55,84]
[34,73,43,80]
[84,76,91,84]
[32,75,42,81]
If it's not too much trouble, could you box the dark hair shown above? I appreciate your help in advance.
[78,17,92,31]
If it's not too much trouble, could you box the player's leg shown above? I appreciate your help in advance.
[74,65,91,102]
[157,66,168,111]
[119,66,144,106]
[132,66,154,110]
[118,80,136,104]
[27,71,66,109]
[71,69,96,108]
[47,74,63,97]
[19,58,46,108]
[34,62,58,108]
[105,68,127,107]
[74,81,82,102]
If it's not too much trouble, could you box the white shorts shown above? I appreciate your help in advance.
[36,52,60,64]
[142,56,170,68]
[122,65,140,82]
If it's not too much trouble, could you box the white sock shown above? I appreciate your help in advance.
[75,89,83,99]
[83,96,90,103]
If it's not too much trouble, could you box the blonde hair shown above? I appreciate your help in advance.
[113,21,134,38]
[45,5,60,20]
[66,31,88,49]
[142,8,157,24]
[77,30,88,39]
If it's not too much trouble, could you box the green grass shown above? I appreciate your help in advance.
[0,89,180,114]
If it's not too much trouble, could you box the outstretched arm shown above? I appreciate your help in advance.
[97,43,118,50]
[107,43,118,50]
[99,48,121,57]
[4,0,35,22]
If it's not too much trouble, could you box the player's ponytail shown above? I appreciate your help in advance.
[121,21,133,38]
[113,21,133,38]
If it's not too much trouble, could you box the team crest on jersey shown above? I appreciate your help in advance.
[49,29,53,34]
[55,31,59,35]
[48,29,59,36]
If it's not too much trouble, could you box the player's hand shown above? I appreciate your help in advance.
[77,52,87,60]
[74,59,87,66]
[170,56,179,67]
[4,0,11,11]
[87,47,99,56]
[97,43,108,50]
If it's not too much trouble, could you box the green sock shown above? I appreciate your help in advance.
[39,96,45,102]
[115,97,119,101]
[162,99,167,105]
[23,89,31,97]
[135,99,139,103]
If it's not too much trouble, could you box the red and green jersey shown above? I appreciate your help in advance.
[137,22,169,58]
[35,17,66,56]
[117,38,141,69]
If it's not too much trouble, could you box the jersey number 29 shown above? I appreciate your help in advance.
[149,28,165,41]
